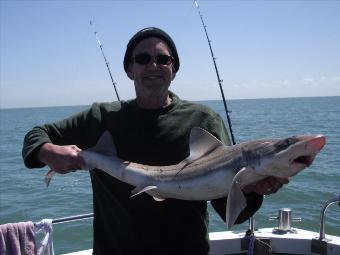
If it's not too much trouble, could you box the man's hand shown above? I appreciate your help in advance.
[243,177,289,195]
[38,143,84,174]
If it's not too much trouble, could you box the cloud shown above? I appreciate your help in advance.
[332,76,340,82]
[301,77,315,85]
[223,75,340,99]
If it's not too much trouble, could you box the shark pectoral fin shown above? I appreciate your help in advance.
[130,185,158,198]
[153,196,166,202]
[225,167,250,229]
[226,182,246,229]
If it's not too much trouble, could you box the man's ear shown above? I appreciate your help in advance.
[171,66,176,81]
[127,64,134,80]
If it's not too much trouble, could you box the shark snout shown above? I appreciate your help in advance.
[306,135,326,152]
[287,135,326,169]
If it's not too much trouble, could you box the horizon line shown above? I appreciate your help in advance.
[1,95,339,110]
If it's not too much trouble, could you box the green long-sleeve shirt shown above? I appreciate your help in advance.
[23,92,262,255]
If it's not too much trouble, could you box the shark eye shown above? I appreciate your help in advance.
[275,137,298,151]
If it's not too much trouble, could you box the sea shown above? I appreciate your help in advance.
[0,96,339,254]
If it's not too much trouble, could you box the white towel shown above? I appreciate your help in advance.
[34,219,55,255]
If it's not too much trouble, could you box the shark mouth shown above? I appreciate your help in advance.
[293,155,314,166]
[291,135,325,167]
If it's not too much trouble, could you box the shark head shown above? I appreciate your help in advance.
[253,134,326,178]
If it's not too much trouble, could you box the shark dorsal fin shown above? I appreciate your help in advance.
[188,127,224,162]
[178,127,224,169]
[88,131,117,156]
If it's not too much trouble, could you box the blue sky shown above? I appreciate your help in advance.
[1,0,339,108]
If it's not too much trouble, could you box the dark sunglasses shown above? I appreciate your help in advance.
[133,53,174,66]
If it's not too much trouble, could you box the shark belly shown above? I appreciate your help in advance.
[146,166,238,201]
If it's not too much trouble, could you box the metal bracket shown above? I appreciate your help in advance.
[311,238,328,255]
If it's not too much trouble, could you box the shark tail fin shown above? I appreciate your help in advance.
[44,131,116,187]
[45,169,56,187]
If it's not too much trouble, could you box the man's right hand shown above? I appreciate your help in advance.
[38,143,84,174]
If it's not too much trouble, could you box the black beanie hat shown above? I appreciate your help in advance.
[123,27,180,73]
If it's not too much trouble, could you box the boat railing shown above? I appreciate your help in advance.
[319,194,340,241]
[51,213,94,225]
[48,194,340,234]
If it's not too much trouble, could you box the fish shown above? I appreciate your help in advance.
[44,127,326,228]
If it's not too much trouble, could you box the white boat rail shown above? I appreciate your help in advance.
[319,194,340,240]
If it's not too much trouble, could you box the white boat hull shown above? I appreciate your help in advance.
[63,227,340,255]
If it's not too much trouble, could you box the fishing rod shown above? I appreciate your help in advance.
[90,20,121,102]
[194,0,258,236]
[194,1,236,145]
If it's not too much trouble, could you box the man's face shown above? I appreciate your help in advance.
[127,37,176,97]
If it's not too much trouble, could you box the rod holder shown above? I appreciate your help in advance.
[246,216,256,236]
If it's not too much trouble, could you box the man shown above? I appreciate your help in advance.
[22,27,288,255]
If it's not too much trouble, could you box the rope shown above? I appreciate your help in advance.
[247,235,273,255]
[247,235,256,255]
